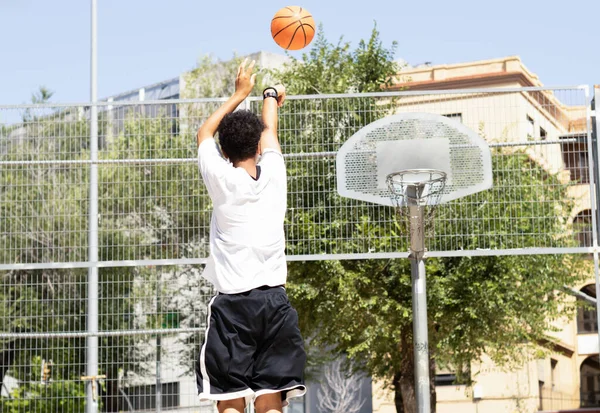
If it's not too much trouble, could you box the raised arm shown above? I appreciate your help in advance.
[260,84,286,153]
[197,59,256,147]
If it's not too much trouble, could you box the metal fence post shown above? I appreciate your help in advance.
[86,0,99,412]
[156,272,162,413]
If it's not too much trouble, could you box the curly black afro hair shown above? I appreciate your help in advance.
[217,110,265,163]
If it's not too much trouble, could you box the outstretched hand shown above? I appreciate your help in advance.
[273,84,286,107]
[235,59,256,98]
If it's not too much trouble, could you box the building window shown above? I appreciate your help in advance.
[443,113,463,123]
[124,382,179,410]
[435,366,470,386]
[577,284,598,334]
[581,356,600,407]
[551,359,558,389]
[573,210,593,248]
[540,127,547,140]
[527,115,535,140]
[539,380,544,410]
[561,134,589,183]
[436,374,460,386]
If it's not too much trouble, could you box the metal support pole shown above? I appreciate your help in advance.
[86,0,99,412]
[409,202,431,413]
[410,258,431,413]
[156,273,162,413]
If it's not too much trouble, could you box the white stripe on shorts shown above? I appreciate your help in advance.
[199,295,218,395]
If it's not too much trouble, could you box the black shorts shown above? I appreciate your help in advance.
[196,286,306,406]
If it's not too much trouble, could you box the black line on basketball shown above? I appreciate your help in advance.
[285,6,295,13]
[273,20,302,39]
[301,24,307,47]
[300,15,313,20]
[302,23,315,32]
[286,25,304,49]
[272,15,295,20]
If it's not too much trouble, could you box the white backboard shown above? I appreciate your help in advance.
[336,112,493,207]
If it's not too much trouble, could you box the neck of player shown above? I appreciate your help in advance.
[234,156,259,179]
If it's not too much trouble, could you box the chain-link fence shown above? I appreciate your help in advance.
[0,86,597,412]
[0,87,593,266]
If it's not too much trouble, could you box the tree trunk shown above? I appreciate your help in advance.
[429,356,437,413]
[398,356,418,413]
[393,371,406,413]
[394,334,437,413]
[100,360,122,412]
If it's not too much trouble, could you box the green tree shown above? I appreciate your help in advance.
[0,103,152,412]
[1,53,271,411]
[181,53,271,100]
[21,86,54,122]
[2,356,86,413]
[98,107,214,392]
[271,25,584,413]
[0,53,274,412]
[276,23,399,95]
[31,87,54,104]
[1,111,91,406]
[4,381,86,413]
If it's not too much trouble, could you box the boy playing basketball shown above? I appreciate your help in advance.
[195,59,306,413]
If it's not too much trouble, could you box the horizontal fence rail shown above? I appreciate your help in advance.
[0,137,588,166]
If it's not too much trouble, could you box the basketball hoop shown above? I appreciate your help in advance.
[386,169,447,207]
[386,169,447,259]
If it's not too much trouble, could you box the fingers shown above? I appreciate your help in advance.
[273,84,285,96]
[238,58,255,77]
[234,59,257,97]
[237,58,246,77]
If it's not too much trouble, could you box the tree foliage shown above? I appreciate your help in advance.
[290,154,581,370]
[181,53,271,99]
[276,23,399,94]
[22,86,54,122]
[0,109,155,411]
[0,102,209,411]
[0,51,274,412]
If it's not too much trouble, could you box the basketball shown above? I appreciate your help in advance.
[270,6,316,51]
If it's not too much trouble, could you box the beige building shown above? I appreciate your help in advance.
[371,57,598,413]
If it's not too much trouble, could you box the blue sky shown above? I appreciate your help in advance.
[1,0,599,104]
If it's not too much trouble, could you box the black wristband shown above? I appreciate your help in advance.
[263,87,278,100]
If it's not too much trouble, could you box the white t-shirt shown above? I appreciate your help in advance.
[197,138,287,294]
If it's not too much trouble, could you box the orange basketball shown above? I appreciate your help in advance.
[270,6,316,51]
